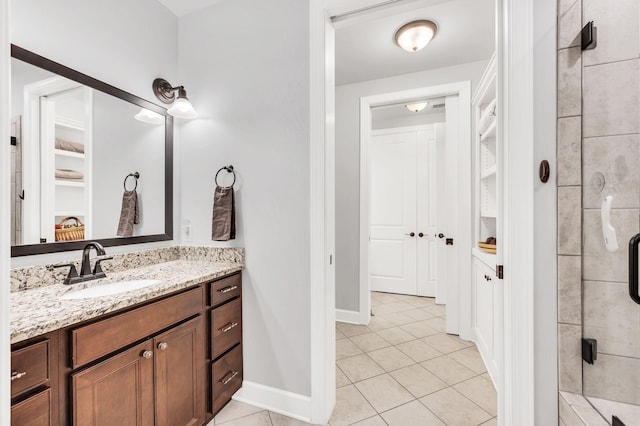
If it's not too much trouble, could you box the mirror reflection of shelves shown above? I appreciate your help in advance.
[37,84,93,243]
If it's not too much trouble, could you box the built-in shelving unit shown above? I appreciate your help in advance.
[471,52,502,386]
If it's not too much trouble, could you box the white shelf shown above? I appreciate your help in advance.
[55,116,84,131]
[54,149,85,159]
[480,118,497,141]
[472,248,496,268]
[481,210,497,218]
[481,165,497,180]
[55,210,85,217]
[55,180,84,188]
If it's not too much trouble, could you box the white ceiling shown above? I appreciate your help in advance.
[335,0,495,85]
[157,0,224,17]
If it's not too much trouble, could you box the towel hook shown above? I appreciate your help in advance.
[124,172,140,191]
[215,165,236,188]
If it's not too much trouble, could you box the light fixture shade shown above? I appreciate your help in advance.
[134,108,165,124]
[405,101,429,113]
[167,97,198,119]
[395,20,438,52]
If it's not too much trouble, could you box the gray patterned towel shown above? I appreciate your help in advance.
[212,185,235,241]
[116,189,140,237]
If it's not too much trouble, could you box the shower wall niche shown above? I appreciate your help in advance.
[557,0,640,424]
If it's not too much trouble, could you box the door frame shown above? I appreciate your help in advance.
[312,0,537,424]
[0,0,10,423]
[359,83,472,337]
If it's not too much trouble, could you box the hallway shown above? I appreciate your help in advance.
[211,292,496,425]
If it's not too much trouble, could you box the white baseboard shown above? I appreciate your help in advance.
[335,308,361,324]
[233,380,312,423]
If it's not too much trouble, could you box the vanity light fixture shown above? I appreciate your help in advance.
[394,20,438,52]
[152,78,198,119]
[134,108,164,124]
[405,101,429,113]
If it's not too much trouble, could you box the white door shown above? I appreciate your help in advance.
[369,131,417,295]
[434,122,447,304]
[369,127,438,296]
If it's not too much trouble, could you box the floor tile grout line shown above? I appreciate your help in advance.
[447,383,496,419]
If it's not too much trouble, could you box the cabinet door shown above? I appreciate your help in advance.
[11,388,51,426]
[474,260,494,362]
[72,341,154,426]
[154,316,204,426]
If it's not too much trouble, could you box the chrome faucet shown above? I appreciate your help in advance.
[53,242,113,285]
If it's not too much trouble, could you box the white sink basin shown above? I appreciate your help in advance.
[59,279,162,300]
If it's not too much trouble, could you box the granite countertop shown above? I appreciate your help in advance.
[11,260,243,343]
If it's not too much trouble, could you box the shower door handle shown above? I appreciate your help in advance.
[628,233,640,305]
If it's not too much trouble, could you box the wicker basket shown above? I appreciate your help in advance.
[55,217,85,241]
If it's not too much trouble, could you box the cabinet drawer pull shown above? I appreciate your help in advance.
[220,371,239,385]
[219,285,238,294]
[220,322,239,333]
[10,370,27,381]
[157,342,168,351]
[141,350,153,359]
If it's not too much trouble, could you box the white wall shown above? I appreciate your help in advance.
[533,0,558,423]
[372,110,446,130]
[10,0,179,267]
[335,60,489,311]
[178,0,312,396]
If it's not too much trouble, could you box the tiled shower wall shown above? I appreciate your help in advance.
[557,0,640,423]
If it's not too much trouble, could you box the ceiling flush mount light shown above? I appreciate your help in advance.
[394,20,438,52]
[134,108,164,124]
[152,78,198,119]
[405,101,429,113]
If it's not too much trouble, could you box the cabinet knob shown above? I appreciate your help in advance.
[484,274,492,282]
[141,350,153,359]
[10,370,27,381]
[157,342,168,351]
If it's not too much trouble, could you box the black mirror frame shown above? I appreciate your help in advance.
[10,44,173,257]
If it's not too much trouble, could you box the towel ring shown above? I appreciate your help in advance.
[215,165,236,188]
[124,172,140,191]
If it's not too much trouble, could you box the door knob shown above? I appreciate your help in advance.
[418,232,424,238]
[438,233,445,238]
[405,232,415,237]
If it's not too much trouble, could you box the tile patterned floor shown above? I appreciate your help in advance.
[209,292,497,426]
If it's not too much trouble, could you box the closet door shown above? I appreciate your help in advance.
[416,128,438,297]
[370,131,418,295]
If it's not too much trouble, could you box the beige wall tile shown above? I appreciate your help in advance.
[558,47,582,117]
[583,354,640,405]
[558,255,582,325]
[558,186,582,255]
[558,0,582,49]
[583,0,640,66]
[584,281,640,358]
[583,209,639,282]
[583,59,640,138]
[558,323,582,393]
[559,393,587,426]
[558,116,582,186]
[583,134,640,209]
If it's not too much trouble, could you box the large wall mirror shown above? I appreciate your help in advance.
[10,45,173,256]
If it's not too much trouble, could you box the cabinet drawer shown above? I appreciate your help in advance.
[212,344,242,414]
[72,286,203,368]
[211,298,242,359]
[11,340,49,399]
[11,388,51,426]
[210,273,241,307]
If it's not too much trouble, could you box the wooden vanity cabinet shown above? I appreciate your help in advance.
[10,332,59,426]
[33,271,243,426]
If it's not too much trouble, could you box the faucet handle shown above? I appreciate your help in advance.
[93,256,114,275]
[53,263,79,285]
